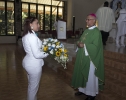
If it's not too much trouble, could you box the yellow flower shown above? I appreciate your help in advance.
[56,51,61,57]
[64,53,68,57]
[58,48,62,52]
[43,46,48,52]
[64,49,68,53]
[56,42,60,46]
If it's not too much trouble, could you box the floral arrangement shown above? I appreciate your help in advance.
[41,38,69,69]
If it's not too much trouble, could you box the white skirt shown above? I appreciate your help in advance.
[78,61,98,96]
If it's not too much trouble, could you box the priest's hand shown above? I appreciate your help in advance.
[77,42,84,48]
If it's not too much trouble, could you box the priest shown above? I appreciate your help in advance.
[71,14,104,100]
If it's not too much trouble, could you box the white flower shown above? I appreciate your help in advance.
[67,59,69,62]
[54,57,61,63]
[43,39,46,42]
[64,56,67,60]
[60,55,68,62]
[60,43,64,48]
[60,55,64,60]
[59,45,62,48]
[41,38,69,69]
[43,39,48,42]
[43,41,47,45]
[56,45,60,48]
[54,57,57,60]
[48,43,51,47]
[50,49,54,54]
[52,44,56,48]
[54,39,58,42]
[50,38,54,42]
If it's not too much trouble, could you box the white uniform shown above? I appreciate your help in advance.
[115,8,122,20]
[116,9,126,47]
[22,30,48,100]
[96,7,115,32]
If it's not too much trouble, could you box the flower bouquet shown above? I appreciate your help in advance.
[41,38,69,69]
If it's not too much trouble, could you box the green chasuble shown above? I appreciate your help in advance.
[71,27,104,90]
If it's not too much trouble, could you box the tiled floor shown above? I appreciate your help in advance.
[0,44,86,100]
[0,39,126,100]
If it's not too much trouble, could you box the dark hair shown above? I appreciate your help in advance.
[22,16,37,36]
[104,1,109,7]
[116,1,122,10]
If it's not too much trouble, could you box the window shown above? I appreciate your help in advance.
[30,4,36,17]
[22,3,28,30]
[0,1,5,35]
[0,1,15,36]
[45,6,51,31]
[7,2,14,35]
[21,0,63,6]
[21,0,64,31]
[58,7,63,19]
[38,5,44,30]
[52,7,57,30]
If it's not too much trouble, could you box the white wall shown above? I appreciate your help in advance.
[67,0,105,30]
[0,36,16,44]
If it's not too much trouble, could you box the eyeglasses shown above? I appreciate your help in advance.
[85,19,95,21]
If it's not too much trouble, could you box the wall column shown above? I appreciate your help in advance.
[67,0,73,30]
[15,0,22,43]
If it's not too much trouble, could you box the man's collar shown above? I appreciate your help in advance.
[88,26,96,30]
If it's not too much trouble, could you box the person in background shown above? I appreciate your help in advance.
[116,9,126,47]
[22,16,49,100]
[96,1,115,45]
[54,18,58,32]
[115,1,122,21]
[71,14,104,100]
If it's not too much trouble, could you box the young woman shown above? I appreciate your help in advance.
[22,16,49,100]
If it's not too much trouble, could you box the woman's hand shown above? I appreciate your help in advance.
[43,52,49,58]
[77,42,84,48]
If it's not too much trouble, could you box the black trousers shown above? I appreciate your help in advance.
[100,31,109,45]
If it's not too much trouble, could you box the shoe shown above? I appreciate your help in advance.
[85,96,95,100]
[75,91,84,96]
